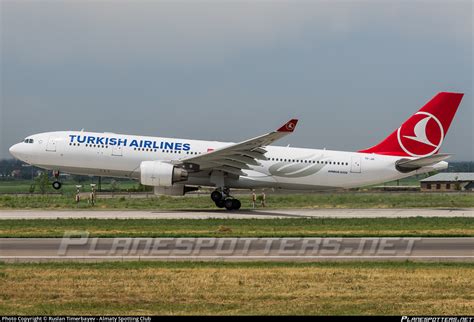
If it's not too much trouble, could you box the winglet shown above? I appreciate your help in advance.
[277,119,298,132]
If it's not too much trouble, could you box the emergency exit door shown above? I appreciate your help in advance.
[350,156,361,173]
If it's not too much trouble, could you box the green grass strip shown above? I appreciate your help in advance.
[0,217,473,237]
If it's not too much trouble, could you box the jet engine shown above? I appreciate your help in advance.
[140,161,188,187]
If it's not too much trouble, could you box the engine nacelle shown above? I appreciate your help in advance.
[140,161,188,187]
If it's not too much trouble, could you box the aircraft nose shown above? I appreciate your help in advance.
[9,143,30,162]
[9,144,20,158]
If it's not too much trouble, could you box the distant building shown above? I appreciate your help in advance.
[420,173,474,192]
[10,169,21,178]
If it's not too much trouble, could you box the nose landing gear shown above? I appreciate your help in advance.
[52,170,62,190]
[52,181,62,190]
[211,188,241,211]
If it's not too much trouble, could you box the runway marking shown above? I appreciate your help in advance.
[2,237,472,261]
[0,208,472,219]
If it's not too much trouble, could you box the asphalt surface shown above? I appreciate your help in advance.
[0,208,473,219]
[1,237,473,262]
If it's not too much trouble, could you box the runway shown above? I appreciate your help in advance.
[0,208,473,219]
[1,237,473,262]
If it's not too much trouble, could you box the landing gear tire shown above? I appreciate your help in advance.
[52,181,62,190]
[211,188,240,210]
[232,199,241,210]
[211,190,223,202]
[224,198,234,211]
[224,198,241,211]
[215,199,225,208]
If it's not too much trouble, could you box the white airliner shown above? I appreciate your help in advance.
[9,92,463,210]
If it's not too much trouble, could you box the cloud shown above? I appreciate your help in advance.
[2,1,471,66]
[1,1,472,160]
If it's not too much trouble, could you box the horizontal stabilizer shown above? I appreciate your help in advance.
[395,153,451,173]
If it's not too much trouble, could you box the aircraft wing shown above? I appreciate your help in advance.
[395,153,451,173]
[175,119,298,176]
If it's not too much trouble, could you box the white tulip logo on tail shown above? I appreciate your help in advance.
[286,122,296,131]
[397,111,444,157]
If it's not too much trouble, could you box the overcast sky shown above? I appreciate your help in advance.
[1,0,472,160]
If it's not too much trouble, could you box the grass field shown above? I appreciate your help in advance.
[0,175,428,194]
[0,179,143,194]
[1,217,473,237]
[0,261,472,315]
[0,192,473,210]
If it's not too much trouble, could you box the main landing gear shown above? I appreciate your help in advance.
[211,188,241,211]
[52,170,62,190]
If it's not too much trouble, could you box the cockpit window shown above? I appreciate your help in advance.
[23,138,34,144]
